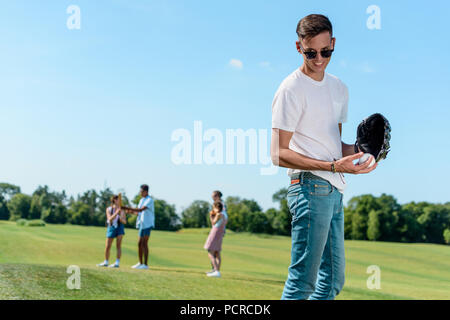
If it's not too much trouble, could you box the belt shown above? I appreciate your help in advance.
[290,172,327,185]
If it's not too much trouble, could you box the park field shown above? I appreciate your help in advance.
[0,220,449,300]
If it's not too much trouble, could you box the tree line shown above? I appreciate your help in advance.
[0,183,180,231]
[0,182,449,245]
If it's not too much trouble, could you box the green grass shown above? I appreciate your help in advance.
[0,221,449,300]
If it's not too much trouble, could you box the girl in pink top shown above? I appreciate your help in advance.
[204,201,227,278]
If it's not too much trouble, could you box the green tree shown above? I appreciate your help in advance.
[154,199,181,231]
[396,203,425,242]
[0,183,21,220]
[375,194,401,241]
[126,214,138,228]
[351,212,367,240]
[0,195,9,220]
[42,204,68,224]
[246,211,271,234]
[225,196,263,232]
[29,195,43,220]
[225,196,248,232]
[68,201,92,226]
[269,189,291,236]
[78,189,99,225]
[240,199,262,214]
[345,196,449,244]
[0,183,21,200]
[444,228,450,245]
[265,208,278,235]
[367,210,381,241]
[272,188,288,203]
[31,186,69,223]
[345,195,379,240]
[272,199,291,236]
[181,200,211,228]
[7,193,32,220]
[132,194,141,206]
[417,204,449,244]
[344,208,354,239]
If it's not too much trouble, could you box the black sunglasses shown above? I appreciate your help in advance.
[299,42,334,60]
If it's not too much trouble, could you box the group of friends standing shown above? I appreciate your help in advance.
[96,186,228,278]
[96,184,154,270]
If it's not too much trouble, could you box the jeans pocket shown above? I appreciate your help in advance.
[287,193,298,216]
[288,193,310,226]
[286,184,301,214]
[290,193,310,245]
[309,182,332,196]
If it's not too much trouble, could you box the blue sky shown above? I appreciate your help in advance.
[1,0,449,213]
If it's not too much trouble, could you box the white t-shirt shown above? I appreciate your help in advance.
[271,68,349,193]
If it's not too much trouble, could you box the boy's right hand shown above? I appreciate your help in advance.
[335,152,378,175]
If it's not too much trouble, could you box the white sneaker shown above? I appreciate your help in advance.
[137,264,149,270]
[108,263,119,268]
[131,263,142,269]
[97,261,108,267]
[207,271,221,278]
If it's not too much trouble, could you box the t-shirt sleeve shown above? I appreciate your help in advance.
[143,198,152,209]
[339,84,349,124]
[271,87,303,132]
[150,198,154,212]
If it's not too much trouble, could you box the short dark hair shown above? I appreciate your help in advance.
[296,14,333,40]
[140,184,149,192]
[213,190,222,198]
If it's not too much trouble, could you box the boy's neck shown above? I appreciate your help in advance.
[300,64,325,82]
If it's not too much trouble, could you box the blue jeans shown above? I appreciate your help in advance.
[281,172,345,300]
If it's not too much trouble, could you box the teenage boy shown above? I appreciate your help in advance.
[271,14,377,300]
[122,184,155,270]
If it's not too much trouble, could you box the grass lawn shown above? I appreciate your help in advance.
[0,221,449,299]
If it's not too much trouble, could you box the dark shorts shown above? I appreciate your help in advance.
[106,224,125,238]
[139,227,152,237]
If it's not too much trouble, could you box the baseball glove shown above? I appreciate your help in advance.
[355,113,391,162]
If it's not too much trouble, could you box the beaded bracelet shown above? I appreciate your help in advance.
[331,162,336,173]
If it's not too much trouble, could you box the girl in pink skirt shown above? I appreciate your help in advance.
[204,201,228,278]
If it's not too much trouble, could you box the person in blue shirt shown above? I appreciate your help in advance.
[122,184,155,270]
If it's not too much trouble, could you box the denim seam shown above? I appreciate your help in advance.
[307,198,311,237]
[293,184,311,235]
[302,187,310,257]
[325,189,335,299]
[327,225,334,299]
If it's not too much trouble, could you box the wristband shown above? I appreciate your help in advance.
[331,162,336,173]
